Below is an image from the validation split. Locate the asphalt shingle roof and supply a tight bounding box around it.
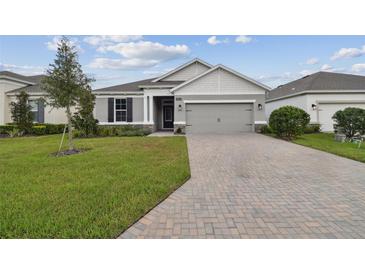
[267,71,365,101]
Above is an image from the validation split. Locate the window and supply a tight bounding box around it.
[115,98,127,122]
[29,100,38,122]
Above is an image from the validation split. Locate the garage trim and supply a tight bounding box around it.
[183,99,256,104]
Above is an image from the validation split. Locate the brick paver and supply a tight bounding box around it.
[119,134,365,239]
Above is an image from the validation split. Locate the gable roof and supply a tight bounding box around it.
[0,71,37,85]
[267,71,365,101]
[171,64,271,93]
[152,58,213,82]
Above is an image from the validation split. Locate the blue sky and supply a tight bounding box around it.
[1,35,365,89]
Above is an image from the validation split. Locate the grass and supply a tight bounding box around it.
[292,133,365,163]
[0,135,190,238]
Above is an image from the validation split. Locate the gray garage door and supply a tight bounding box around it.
[186,103,253,134]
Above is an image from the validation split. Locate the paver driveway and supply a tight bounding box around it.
[120,134,365,238]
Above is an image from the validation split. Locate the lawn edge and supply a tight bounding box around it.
[115,174,191,239]
[261,133,365,164]
[115,137,191,239]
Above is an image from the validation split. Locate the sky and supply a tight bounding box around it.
[1,35,365,89]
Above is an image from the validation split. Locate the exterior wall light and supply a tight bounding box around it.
[178,104,182,111]
[312,104,317,110]
[258,104,263,111]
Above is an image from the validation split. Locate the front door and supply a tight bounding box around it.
[163,105,174,129]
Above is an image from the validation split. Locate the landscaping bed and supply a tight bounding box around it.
[0,135,190,238]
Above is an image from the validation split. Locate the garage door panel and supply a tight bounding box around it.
[186,103,253,134]
[319,103,365,132]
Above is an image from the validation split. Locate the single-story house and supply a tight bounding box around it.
[93,58,269,134]
[0,71,70,124]
[266,71,365,132]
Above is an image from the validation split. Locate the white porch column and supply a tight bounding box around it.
[149,95,154,123]
[143,95,148,123]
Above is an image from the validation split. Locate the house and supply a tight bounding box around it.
[266,71,365,132]
[93,58,269,134]
[0,71,69,124]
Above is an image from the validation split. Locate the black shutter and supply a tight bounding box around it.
[108,98,114,122]
[127,98,133,122]
[37,99,44,123]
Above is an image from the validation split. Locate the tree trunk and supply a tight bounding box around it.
[66,106,74,150]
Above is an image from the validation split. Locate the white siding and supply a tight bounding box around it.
[175,68,266,95]
[266,95,308,119]
[0,80,28,125]
[162,62,210,81]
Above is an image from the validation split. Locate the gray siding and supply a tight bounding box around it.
[132,97,144,122]
[95,98,108,122]
[95,96,144,123]
[174,94,266,123]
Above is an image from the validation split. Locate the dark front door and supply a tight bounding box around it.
[163,105,174,129]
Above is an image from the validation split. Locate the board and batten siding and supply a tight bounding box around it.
[162,62,211,82]
[94,96,144,123]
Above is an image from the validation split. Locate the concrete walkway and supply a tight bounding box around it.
[120,134,365,238]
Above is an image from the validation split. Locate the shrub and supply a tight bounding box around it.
[0,125,16,134]
[269,106,310,140]
[260,124,273,134]
[7,128,22,138]
[31,125,47,135]
[10,90,34,134]
[304,123,321,134]
[95,125,150,137]
[332,107,365,138]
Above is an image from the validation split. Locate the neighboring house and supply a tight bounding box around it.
[0,71,69,125]
[266,71,365,132]
[93,58,269,134]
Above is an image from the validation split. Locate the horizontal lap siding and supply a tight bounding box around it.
[163,62,210,81]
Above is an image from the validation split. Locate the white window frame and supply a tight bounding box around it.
[114,98,127,122]
[28,100,38,122]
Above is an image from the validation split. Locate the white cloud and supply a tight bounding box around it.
[235,35,252,44]
[100,41,189,60]
[84,35,143,48]
[352,63,365,72]
[331,45,365,60]
[45,36,83,52]
[306,57,319,65]
[0,62,45,75]
[89,41,190,70]
[320,64,333,71]
[89,58,160,70]
[300,69,313,76]
[207,36,229,45]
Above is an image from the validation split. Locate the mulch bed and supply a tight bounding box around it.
[51,148,89,157]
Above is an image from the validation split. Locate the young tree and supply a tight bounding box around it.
[10,90,34,134]
[72,89,98,137]
[42,36,93,150]
[332,107,365,138]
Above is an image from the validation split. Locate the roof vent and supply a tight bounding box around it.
[291,87,295,91]
[277,85,283,88]
[301,75,310,79]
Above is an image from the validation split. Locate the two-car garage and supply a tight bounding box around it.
[185,102,254,134]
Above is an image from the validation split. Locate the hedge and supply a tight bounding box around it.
[74,125,151,138]
[0,123,66,136]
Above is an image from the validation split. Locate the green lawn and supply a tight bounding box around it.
[293,133,365,163]
[0,135,190,238]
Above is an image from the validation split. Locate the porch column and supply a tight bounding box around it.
[143,95,148,123]
[149,95,154,123]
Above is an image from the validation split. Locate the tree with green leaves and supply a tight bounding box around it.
[72,89,98,137]
[42,36,93,150]
[10,90,34,134]
[332,107,365,138]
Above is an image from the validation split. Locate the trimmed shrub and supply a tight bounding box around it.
[94,125,150,137]
[31,125,47,135]
[304,123,321,134]
[0,125,16,134]
[332,107,365,138]
[260,124,273,134]
[269,106,310,140]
